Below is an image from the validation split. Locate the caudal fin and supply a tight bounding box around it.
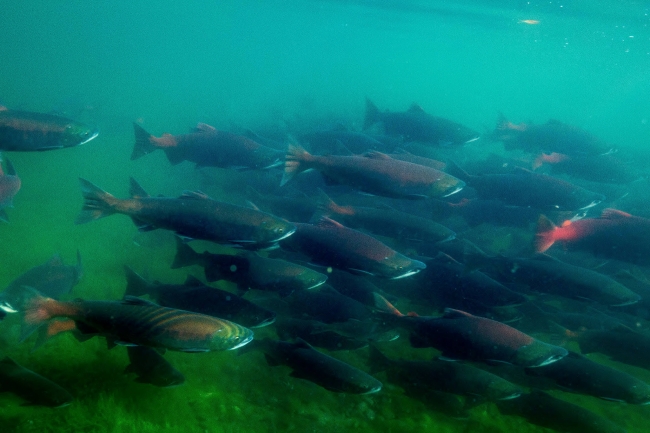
[281,144,312,186]
[363,98,380,130]
[19,288,60,342]
[534,215,557,253]
[131,123,157,160]
[75,178,118,224]
[123,266,152,298]
[171,237,202,269]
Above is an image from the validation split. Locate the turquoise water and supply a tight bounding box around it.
[1,1,650,432]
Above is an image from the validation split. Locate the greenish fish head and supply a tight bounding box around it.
[385,255,427,280]
[431,174,465,198]
[626,383,650,405]
[486,379,523,401]
[211,324,254,351]
[62,122,99,147]
[260,218,296,243]
[297,269,328,290]
[513,340,568,368]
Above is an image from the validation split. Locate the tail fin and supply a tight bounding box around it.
[4,158,16,176]
[367,344,392,374]
[363,98,380,130]
[19,288,61,342]
[171,237,202,269]
[131,123,157,160]
[281,144,313,186]
[75,178,118,224]
[123,266,152,298]
[534,215,557,253]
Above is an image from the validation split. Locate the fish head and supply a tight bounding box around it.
[297,269,328,290]
[386,256,427,280]
[431,174,465,198]
[212,323,254,351]
[514,340,568,368]
[626,384,650,405]
[260,218,297,243]
[62,121,99,147]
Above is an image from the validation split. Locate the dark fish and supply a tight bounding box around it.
[317,190,455,244]
[75,178,296,248]
[0,357,73,407]
[0,158,20,221]
[449,163,604,211]
[172,239,327,297]
[534,152,639,184]
[518,302,627,334]
[572,327,650,371]
[472,253,640,307]
[323,268,395,307]
[299,129,390,155]
[246,186,317,223]
[369,345,522,401]
[19,288,253,352]
[273,317,372,351]
[377,299,567,367]
[492,115,614,156]
[385,148,446,170]
[125,346,185,388]
[526,351,650,404]
[497,391,626,433]
[0,109,98,151]
[286,286,374,324]
[282,145,465,199]
[132,123,283,170]
[4,251,82,300]
[245,338,382,394]
[413,253,527,311]
[364,99,480,145]
[536,209,650,264]
[281,218,426,279]
[124,266,276,328]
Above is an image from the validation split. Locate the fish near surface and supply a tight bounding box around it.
[282,145,464,199]
[124,266,276,328]
[0,357,73,407]
[535,209,650,264]
[125,346,185,388]
[245,338,382,394]
[448,162,605,211]
[376,297,566,367]
[75,178,295,249]
[364,99,480,145]
[19,288,253,352]
[0,108,98,151]
[132,123,283,170]
[0,158,20,222]
[281,218,426,279]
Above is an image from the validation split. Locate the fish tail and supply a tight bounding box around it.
[445,160,472,183]
[281,144,313,186]
[123,266,151,297]
[363,98,380,130]
[534,215,557,253]
[3,158,16,176]
[131,123,158,160]
[75,178,118,224]
[373,293,404,317]
[171,237,201,269]
[367,344,391,374]
[20,289,70,342]
[33,319,78,351]
[495,112,510,130]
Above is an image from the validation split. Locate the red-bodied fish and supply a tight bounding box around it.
[535,209,650,264]
[18,288,253,352]
[0,158,20,222]
[132,123,283,170]
[282,145,464,199]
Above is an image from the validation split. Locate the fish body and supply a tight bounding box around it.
[124,267,276,328]
[317,190,455,244]
[300,129,390,155]
[492,116,613,156]
[0,158,20,221]
[21,290,253,352]
[282,146,464,199]
[281,219,426,279]
[125,346,185,387]
[76,178,296,248]
[449,163,604,211]
[273,318,372,351]
[526,351,650,404]
[5,251,82,300]
[364,99,480,145]
[476,253,640,307]
[132,123,283,170]
[172,239,327,296]
[574,327,650,371]
[535,209,650,264]
[249,338,382,394]
[497,390,626,433]
[0,109,98,151]
[369,345,522,401]
[0,357,73,407]
[389,308,567,367]
[535,152,638,184]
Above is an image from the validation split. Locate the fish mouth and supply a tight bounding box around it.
[611,297,641,307]
[79,129,99,145]
[499,391,523,400]
[306,279,328,290]
[228,334,254,350]
[529,352,567,368]
[0,301,17,313]
[273,226,297,242]
[442,183,465,198]
[579,199,602,210]
[390,268,422,280]
[464,136,481,144]
[250,317,277,328]
[362,384,383,394]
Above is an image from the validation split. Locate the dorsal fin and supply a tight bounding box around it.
[47,253,64,266]
[294,338,314,349]
[315,217,345,229]
[408,103,425,113]
[363,151,392,160]
[129,178,150,198]
[180,190,211,200]
[183,275,203,286]
[246,201,260,211]
[601,208,631,219]
[193,123,216,133]
[442,308,474,319]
